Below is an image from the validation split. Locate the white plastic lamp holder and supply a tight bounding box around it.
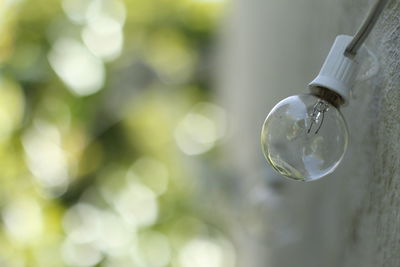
[309,35,360,104]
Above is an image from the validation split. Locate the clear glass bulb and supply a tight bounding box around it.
[261,94,348,181]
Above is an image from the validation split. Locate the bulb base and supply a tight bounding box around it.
[309,35,362,104]
[310,86,344,108]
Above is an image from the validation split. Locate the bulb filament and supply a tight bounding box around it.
[307,100,329,134]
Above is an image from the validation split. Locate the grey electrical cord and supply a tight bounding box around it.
[345,0,389,57]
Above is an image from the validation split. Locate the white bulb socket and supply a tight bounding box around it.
[309,35,362,104]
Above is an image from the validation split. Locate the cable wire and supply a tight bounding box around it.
[345,0,389,56]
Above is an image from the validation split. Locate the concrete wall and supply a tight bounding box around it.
[217,0,400,266]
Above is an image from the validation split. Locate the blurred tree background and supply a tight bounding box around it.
[0,0,236,266]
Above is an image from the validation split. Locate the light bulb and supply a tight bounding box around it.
[260,35,365,181]
[261,90,348,181]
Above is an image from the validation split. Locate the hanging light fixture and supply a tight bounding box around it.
[260,0,389,181]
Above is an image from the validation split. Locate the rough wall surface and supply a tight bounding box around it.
[218,0,400,266]
[370,1,400,265]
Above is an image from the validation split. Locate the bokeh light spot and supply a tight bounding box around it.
[48,38,105,96]
[22,121,69,196]
[175,102,227,155]
[114,182,158,228]
[62,203,102,244]
[2,198,43,244]
[86,0,126,27]
[179,239,223,267]
[62,237,102,267]
[81,19,123,61]
[62,0,92,24]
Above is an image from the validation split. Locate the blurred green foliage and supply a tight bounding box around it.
[0,0,235,266]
